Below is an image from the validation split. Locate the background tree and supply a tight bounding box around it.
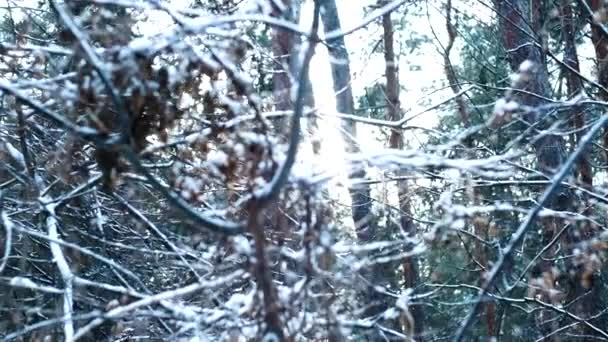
[2,0,608,341]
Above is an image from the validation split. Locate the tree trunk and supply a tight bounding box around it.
[272,0,318,151]
[495,0,567,178]
[382,9,425,340]
[319,0,378,339]
[562,1,592,189]
[443,0,497,338]
[559,0,604,335]
[585,0,608,165]
[271,1,295,113]
[494,0,569,339]
[319,0,373,250]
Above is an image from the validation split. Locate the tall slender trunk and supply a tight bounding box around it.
[443,1,496,338]
[294,1,319,155]
[319,0,377,339]
[587,0,608,90]
[494,1,567,178]
[585,0,608,164]
[319,0,373,250]
[271,1,295,114]
[561,2,592,189]
[494,0,570,339]
[263,3,320,338]
[272,0,317,150]
[382,8,425,339]
[559,0,604,334]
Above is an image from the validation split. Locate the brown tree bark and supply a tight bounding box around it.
[559,0,604,335]
[493,0,571,339]
[272,0,318,152]
[586,0,608,165]
[588,0,608,95]
[494,0,568,179]
[249,201,284,340]
[382,9,425,339]
[562,1,592,189]
[271,1,295,113]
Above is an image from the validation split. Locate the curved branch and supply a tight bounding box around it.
[50,0,132,142]
[123,148,245,235]
[255,1,321,203]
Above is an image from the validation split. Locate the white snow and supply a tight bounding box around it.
[493,98,518,116]
[3,141,25,168]
[233,236,252,255]
[207,150,228,166]
[519,60,534,73]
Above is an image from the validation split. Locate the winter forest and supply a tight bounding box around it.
[4,0,608,340]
